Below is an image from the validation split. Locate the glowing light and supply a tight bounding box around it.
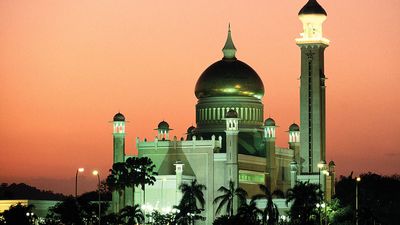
[78,168,84,173]
[317,163,324,169]
[92,170,99,176]
[356,177,361,182]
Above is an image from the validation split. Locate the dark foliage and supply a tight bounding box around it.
[0,203,35,225]
[286,181,322,225]
[0,183,66,200]
[335,172,400,225]
[46,196,98,225]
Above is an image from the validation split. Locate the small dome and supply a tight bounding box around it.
[264,118,275,126]
[187,125,195,134]
[289,123,300,131]
[157,121,170,130]
[329,161,336,167]
[298,0,327,16]
[113,112,125,121]
[225,109,238,118]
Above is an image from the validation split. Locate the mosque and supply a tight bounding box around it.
[111,0,335,223]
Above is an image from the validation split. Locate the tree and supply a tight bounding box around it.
[213,180,247,217]
[0,203,36,225]
[235,200,262,225]
[131,157,158,203]
[119,204,145,225]
[101,212,123,225]
[286,181,322,225]
[177,179,207,224]
[335,173,400,225]
[46,196,98,225]
[106,162,129,211]
[252,184,282,225]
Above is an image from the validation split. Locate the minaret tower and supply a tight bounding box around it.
[288,123,301,165]
[296,0,329,173]
[224,109,240,213]
[264,118,277,191]
[112,112,126,213]
[155,121,172,140]
[113,112,126,163]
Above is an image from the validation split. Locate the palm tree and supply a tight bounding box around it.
[119,204,144,225]
[178,179,207,224]
[286,181,322,225]
[124,157,141,205]
[213,180,247,217]
[236,200,262,225]
[135,157,158,203]
[106,162,129,211]
[252,184,282,225]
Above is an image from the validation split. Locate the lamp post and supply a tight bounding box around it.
[356,177,361,225]
[317,162,324,225]
[75,168,84,197]
[93,170,101,225]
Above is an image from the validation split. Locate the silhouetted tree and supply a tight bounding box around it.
[106,162,129,211]
[252,185,283,225]
[118,204,144,225]
[286,181,322,225]
[176,179,206,225]
[213,180,247,217]
[335,172,400,225]
[0,203,35,225]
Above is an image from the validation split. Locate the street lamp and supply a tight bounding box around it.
[317,162,325,225]
[75,168,84,197]
[93,170,101,225]
[356,177,361,225]
[26,212,34,224]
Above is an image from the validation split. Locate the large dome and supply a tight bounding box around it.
[194,27,264,100]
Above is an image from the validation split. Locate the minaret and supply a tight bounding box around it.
[224,109,239,213]
[155,121,172,140]
[113,112,126,163]
[186,125,195,140]
[112,112,126,213]
[296,0,329,174]
[288,123,301,166]
[264,118,277,191]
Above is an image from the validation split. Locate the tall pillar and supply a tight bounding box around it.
[296,0,329,174]
[174,161,184,205]
[224,109,239,214]
[290,161,298,188]
[288,123,301,168]
[328,161,336,198]
[112,112,126,213]
[264,118,277,192]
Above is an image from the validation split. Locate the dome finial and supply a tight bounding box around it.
[222,24,237,59]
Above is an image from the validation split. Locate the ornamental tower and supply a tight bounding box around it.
[113,112,126,163]
[296,0,329,173]
[155,120,172,140]
[288,123,300,165]
[224,109,240,213]
[264,118,277,191]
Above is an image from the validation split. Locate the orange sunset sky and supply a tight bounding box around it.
[0,0,399,195]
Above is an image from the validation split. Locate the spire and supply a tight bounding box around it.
[222,24,237,59]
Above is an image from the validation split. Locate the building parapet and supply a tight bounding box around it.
[275,147,294,157]
[136,135,222,151]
